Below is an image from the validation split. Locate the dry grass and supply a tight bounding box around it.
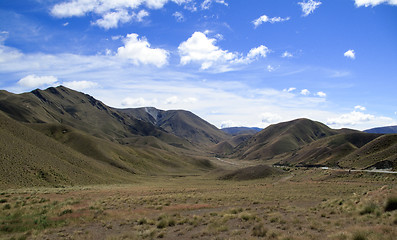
[0,169,396,240]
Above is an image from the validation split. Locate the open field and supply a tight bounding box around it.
[1,168,396,240]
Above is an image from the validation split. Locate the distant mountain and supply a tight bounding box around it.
[119,107,229,147]
[364,126,397,134]
[221,127,262,136]
[233,118,338,160]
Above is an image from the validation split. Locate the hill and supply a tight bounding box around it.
[364,125,397,134]
[233,118,338,160]
[119,107,229,147]
[276,132,381,167]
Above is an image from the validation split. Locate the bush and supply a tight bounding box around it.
[384,197,397,212]
[360,203,377,215]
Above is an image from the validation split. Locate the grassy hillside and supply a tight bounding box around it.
[277,132,381,167]
[0,111,138,189]
[339,134,397,170]
[233,118,338,160]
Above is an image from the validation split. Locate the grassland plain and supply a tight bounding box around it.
[0,168,396,240]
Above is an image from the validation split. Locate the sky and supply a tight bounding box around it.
[0,0,396,130]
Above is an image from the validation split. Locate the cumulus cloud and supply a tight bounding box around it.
[300,89,310,95]
[117,33,169,67]
[281,51,293,58]
[267,65,275,72]
[344,49,356,59]
[201,0,228,10]
[261,112,282,123]
[17,75,59,88]
[252,14,290,28]
[178,31,238,70]
[355,0,397,7]
[178,31,269,71]
[327,111,375,126]
[298,0,322,16]
[247,45,270,59]
[173,11,184,22]
[316,91,326,97]
[63,80,98,90]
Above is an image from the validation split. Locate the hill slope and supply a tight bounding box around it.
[119,107,229,146]
[233,118,338,160]
[277,132,381,167]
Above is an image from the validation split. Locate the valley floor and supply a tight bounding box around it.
[1,168,397,240]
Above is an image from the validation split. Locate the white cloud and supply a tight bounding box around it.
[173,11,184,22]
[51,0,189,28]
[166,96,179,104]
[261,112,282,123]
[93,9,149,29]
[178,31,237,70]
[117,33,169,67]
[355,0,397,7]
[300,89,310,95]
[220,120,238,129]
[63,22,69,26]
[17,75,59,88]
[178,31,269,71]
[247,45,270,59]
[135,9,150,21]
[201,0,228,10]
[93,9,133,29]
[281,51,293,58]
[354,105,366,111]
[316,91,326,97]
[344,49,356,59]
[63,80,98,90]
[298,0,322,17]
[121,97,148,107]
[327,111,375,126]
[283,87,296,92]
[252,14,290,28]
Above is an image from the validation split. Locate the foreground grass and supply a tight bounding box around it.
[0,169,396,240]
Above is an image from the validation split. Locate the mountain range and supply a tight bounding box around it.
[1,86,396,188]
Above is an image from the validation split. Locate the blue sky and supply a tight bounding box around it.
[0,0,396,130]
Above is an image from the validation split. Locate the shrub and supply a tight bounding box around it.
[360,203,377,215]
[384,197,397,212]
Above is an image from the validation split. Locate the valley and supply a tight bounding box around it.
[0,86,396,239]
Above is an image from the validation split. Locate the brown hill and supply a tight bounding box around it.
[0,86,195,149]
[119,107,229,147]
[277,132,381,167]
[233,118,338,160]
[0,110,214,189]
[338,134,397,170]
